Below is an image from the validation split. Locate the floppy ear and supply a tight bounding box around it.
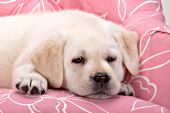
[113,25,139,76]
[31,37,66,88]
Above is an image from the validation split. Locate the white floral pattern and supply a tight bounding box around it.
[0,89,169,113]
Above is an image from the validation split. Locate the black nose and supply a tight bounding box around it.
[93,72,110,83]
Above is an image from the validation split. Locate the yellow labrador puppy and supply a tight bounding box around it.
[0,10,139,99]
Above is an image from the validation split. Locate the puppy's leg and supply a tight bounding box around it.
[13,64,47,95]
[118,83,134,96]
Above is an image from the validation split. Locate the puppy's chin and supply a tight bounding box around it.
[85,92,113,99]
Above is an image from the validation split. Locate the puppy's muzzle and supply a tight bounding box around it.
[88,73,113,99]
[92,72,110,84]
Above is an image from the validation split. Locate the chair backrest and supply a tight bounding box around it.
[0,0,163,24]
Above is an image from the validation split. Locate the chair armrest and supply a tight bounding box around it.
[122,11,170,109]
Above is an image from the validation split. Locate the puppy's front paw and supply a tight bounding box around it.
[118,83,134,96]
[14,73,47,95]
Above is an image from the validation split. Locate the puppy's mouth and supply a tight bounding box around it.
[85,91,112,99]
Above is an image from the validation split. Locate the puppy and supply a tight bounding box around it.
[0,10,139,99]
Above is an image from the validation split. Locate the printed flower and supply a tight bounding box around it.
[0,0,62,16]
[131,100,169,113]
[0,90,111,113]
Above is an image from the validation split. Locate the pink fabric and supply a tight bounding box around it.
[0,0,170,111]
[0,89,169,113]
[0,0,163,24]
[123,11,170,109]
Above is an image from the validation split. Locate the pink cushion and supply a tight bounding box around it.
[0,0,162,23]
[0,0,170,110]
[0,89,169,113]
[123,11,170,109]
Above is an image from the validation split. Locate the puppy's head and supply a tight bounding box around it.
[31,12,139,99]
[62,22,139,99]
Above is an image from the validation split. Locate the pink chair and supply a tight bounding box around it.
[0,0,170,112]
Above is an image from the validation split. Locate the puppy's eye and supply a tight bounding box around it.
[72,57,86,64]
[106,56,116,63]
